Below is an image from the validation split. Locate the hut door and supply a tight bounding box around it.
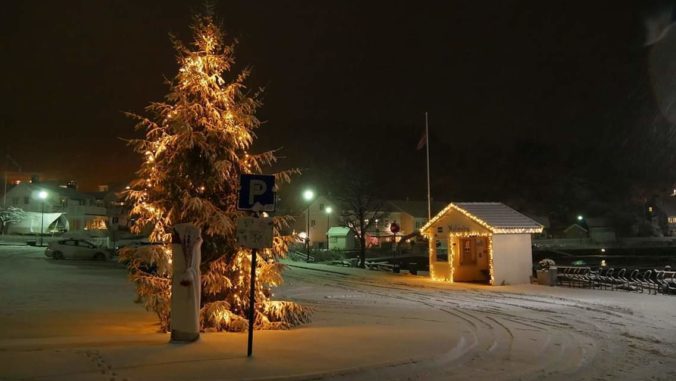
[459,238,476,265]
[475,237,488,268]
[459,237,488,267]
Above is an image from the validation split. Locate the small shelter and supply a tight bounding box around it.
[563,223,588,239]
[421,202,543,285]
[6,212,69,234]
[327,227,356,250]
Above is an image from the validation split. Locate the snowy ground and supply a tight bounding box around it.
[1,246,675,381]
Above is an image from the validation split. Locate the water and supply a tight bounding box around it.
[533,247,676,270]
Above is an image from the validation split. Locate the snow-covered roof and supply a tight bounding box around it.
[11,183,95,201]
[327,227,352,237]
[564,223,588,233]
[421,202,543,234]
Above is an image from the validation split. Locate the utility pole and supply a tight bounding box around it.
[3,153,22,208]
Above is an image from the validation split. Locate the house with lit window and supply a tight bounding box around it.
[367,200,446,245]
[294,194,339,249]
[421,202,543,285]
[655,196,676,236]
[296,197,448,249]
[4,183,107,234]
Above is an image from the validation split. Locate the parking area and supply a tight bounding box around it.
[0,245,155,339]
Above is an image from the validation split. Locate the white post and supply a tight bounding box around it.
[170,223,202,342]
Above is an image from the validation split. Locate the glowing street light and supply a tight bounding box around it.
[38,190,48,247]
[577,215,583,221]
[302,189,314,261]
[325,206,332,250]
[325,206,332,226]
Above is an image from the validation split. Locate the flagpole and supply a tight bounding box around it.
[425,112,431,221]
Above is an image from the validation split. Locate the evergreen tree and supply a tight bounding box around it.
[119,14,310,332]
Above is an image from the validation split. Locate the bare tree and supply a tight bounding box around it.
[333,173,386,268]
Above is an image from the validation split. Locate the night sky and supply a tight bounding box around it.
[3,1,675,216]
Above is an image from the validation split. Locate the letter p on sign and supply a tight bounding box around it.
[238,174,276,212]
[249,179,267,205]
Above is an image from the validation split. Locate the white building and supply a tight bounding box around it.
[295,194,338,249]
[4,183,107,234]
[327,227,356,250]
[421,202,542,285]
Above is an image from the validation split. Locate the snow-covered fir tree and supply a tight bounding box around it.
[119,14,310,332]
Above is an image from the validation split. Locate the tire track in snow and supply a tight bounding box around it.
[281,266,676,381]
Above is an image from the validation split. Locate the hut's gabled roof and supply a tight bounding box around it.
[421,202,543,234]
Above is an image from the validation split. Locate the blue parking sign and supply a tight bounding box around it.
[238,174,276,212]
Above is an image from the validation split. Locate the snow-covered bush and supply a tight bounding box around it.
[538,258,556,270]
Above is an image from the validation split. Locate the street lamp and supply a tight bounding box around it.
[325,206,332,250]
[303,189,314,261]
[577,215,583,221]
[38,190,48,246]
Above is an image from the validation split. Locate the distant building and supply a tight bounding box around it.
[327,227,356,250]
[365,200,446,246]
[294,194,337,249]
[585,218,617,243]
[563,223,588,239]
[421,202,542,285]
[4,183,107,233]
[654,197,676,236]
[294,196,446,249]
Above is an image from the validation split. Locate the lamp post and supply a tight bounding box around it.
[325,206,332,250]
[303,189,314,261]
[38,190,48,246]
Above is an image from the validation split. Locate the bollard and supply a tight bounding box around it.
[170,224,202,342]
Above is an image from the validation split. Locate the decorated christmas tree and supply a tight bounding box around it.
[119,13,310,332]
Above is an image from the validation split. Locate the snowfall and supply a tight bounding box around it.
[1,245,675,381]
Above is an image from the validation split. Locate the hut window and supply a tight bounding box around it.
[434,240,447,262]
[437,226,443,233]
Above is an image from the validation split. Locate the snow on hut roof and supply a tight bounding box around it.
[421,202,543,234]
[327,227,352,237]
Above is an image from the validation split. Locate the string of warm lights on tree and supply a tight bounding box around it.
[118,13,309,332]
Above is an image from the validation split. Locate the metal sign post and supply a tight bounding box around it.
[247,245,257,357]
[237,174,275,358]
[390,222,400,273]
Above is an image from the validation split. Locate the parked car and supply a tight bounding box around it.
[45,239,113,261]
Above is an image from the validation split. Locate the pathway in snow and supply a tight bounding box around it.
[279,263,676,381]
[1,248,675,381]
